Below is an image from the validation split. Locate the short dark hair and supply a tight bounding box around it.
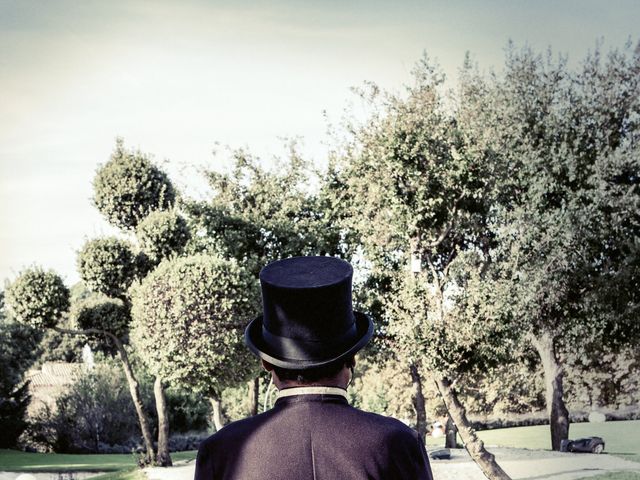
[273,356,355,384]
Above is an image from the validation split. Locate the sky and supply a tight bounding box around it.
[1,0,639,286]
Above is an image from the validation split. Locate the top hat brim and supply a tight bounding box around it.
[244,311,373,370]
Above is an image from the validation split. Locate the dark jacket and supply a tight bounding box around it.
[195,393,434,480]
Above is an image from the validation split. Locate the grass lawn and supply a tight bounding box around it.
[576,473,640,480]
[0,449,197,473]
[425,420,640,463]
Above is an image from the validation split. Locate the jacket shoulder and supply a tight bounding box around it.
[199,410,273,448]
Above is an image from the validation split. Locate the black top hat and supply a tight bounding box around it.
[244,256,373,370]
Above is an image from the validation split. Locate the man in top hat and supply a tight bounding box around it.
[195,256,434,480]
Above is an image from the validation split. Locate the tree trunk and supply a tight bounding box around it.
[409,363,428,439]
[530,330,570,451]
[154,377,173,467]
[114,338,156,465]
[445,414,458,448]
[434,375,511,480]
[54,326,156,465]
[209,396,226,432]
[248,377,259,416]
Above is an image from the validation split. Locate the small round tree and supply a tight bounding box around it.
[77,237,139,301]
[71,296,129,353]
[5,267,70,329]
[135,210,190,265]
[93,139,176,230]
[130,254,260,430]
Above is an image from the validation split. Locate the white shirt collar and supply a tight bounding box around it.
[276,386,348,400]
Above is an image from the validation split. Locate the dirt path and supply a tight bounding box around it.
[142,447,640,480]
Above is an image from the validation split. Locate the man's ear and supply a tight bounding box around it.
[261,359,274,372]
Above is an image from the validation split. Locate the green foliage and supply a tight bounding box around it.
[184,145,348,275]
[331,54,503,378]
[130,254,260,396]
[77,237,138,300]
[27,362,140,453]
[93,139,176,230]
[165,387,211,433]
[135,210,190,264]
[70,296,129,355]
[485,43,640,348]
[564,345,640,411]
[459,354,546,416]
[37,284,97,363]
[5,267,70,329]
[0,294,41,447]
[348,358,420,424]
[36,321,85,363]
[0,382,30,448]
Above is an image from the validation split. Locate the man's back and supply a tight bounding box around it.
[195,393,433,480]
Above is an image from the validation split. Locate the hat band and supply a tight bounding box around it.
[261,322,358,362]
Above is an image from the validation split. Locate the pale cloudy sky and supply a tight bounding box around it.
[1,0,638,285]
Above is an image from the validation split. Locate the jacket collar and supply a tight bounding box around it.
[276,386,348,400]
[274,387,350,407]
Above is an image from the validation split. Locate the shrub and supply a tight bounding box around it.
[26,362,140,453]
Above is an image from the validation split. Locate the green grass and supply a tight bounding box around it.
[425,420,640,463]
[576,473,640,480]
[0,449,197,473]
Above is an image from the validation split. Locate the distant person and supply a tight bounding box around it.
[431,421,445,438]
[195,256,434,480]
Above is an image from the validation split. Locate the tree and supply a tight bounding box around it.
[93,138,175,230]
[183,146,349,418]
[77,237,140,303]
[130,254,260,431]
[481,42,640,450]
[4,267,157,462]
[0,291,41,447]
[75,139,193,466]
[329,55,511,479]
[184,145,347,274]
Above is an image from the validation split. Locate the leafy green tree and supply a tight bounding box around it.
[183,146,349,419]
[74,139,193,465]
[482,42,640,450]
[0,292,41,447]
[5,268,70,329]
[329,56,511,479]
[130,254,260,431]
[93,138,175,230]
[5,267,157,462]
[184,145,347,275]
[77,238,140,303]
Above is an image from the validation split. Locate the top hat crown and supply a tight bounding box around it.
[244,256,373,369]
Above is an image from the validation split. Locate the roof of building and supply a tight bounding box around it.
[27,362,81,387]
